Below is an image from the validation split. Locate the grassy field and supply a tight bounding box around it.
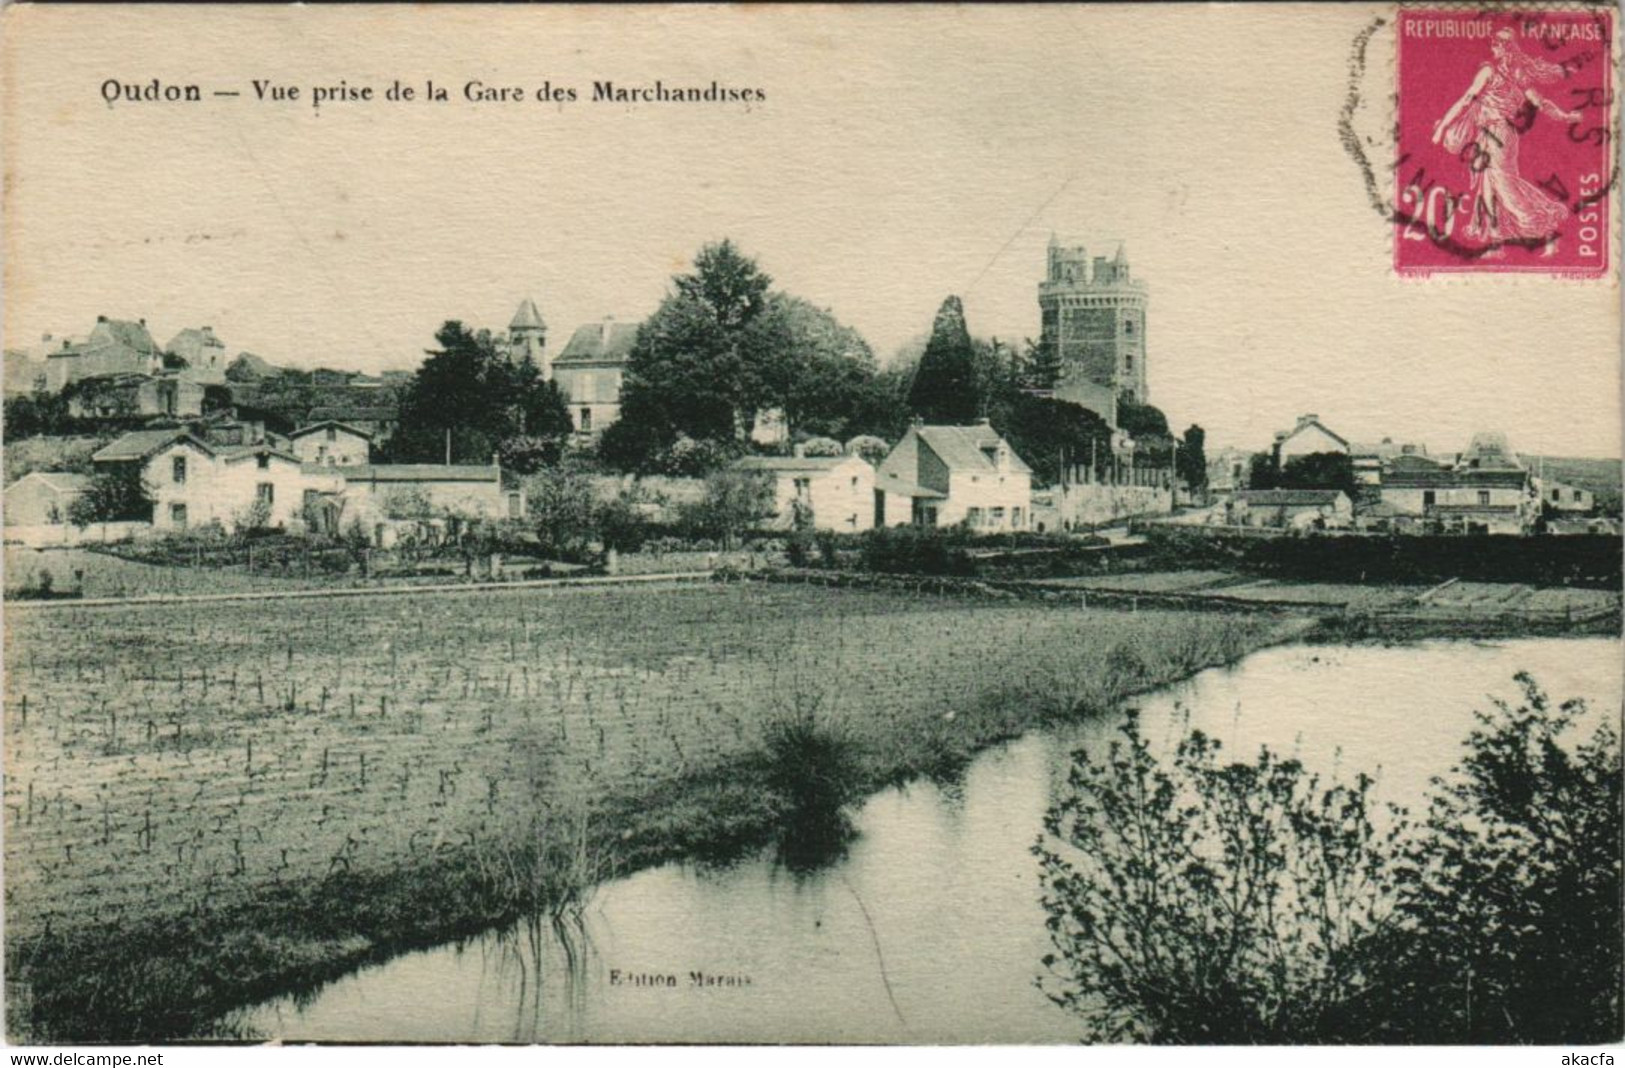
[3,579,1291,1041]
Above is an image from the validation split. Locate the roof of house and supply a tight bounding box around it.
[326,464,499,483]
[219,444,301,465]
[167,327,224,356]
[308,405,398,423]
[557,321,639,365]
[1277,415,1349,449]
[733,455,862,474]
[289,420,375,441]
[6,472,94,495]
[92,318,160,355]
[511,298,546,331]
[1462,430,1518,466]
[1236,489,1347,506]
[1384,464,1527,489]
[91,429,203,462]
[915,423,1033,475]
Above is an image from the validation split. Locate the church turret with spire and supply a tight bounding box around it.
[1038,235,1148,409]
[508,297,549,379]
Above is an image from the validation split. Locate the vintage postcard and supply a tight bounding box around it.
[2,2,1620,1053]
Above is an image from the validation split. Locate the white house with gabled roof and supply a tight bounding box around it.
[876,420,1033,530]
[1274,413,1349,462]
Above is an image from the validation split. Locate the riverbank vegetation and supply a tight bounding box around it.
[1036,672,1623,1043]
[4,581,1288,1041]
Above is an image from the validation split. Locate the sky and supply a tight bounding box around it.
[4,4,1620,457]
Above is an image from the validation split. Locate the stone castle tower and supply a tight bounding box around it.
[509,297,549,379]
[1038,236,1148,405]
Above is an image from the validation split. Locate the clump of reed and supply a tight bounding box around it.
[757,678,864,872]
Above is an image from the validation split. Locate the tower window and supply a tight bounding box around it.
[1125,354,1134,372]
[1125,319,1135,336]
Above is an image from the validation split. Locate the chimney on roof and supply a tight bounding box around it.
[793,442,807,459]
[1298,413,1318,428]
[909,416,924,429]
[976,417,991,426]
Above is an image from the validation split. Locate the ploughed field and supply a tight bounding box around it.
[3,580,1278,1039]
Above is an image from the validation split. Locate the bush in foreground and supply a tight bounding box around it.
[1035,675,1623,1043]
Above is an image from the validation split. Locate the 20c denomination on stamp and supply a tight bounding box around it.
[1395,7,1615,277]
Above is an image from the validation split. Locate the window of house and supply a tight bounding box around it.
[966,506,984,526]
[326,427,337,442]
[579,408,593,432]
[170,503,188,529]
[172,456,187,484]
[257,454,270,470]
[508,492,523,519]
[991,506,1006,526]
[257,483,274,505]
[1124,319,1135,336]
[850,477,858,488]
[1553,489,1562,501]
[1423,490,1436,507]
[1125,354,1134,372]
[1012,507,1023,528]
[1478,490,1491,506]
[1573,489,1584,502]
[793,477,811,496]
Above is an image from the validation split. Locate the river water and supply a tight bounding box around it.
[244,638,1621,1044]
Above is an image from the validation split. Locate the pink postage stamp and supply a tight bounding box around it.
[1395,7,1614,277]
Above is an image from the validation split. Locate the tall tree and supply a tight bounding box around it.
[391,321,571,470]
[906,296,981,424]
[603,239,889,471]
[612,239,774,458]
[1178,424,1208,492]
[742,294,880,440]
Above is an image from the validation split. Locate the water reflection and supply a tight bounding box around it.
[244,638,1620,1044]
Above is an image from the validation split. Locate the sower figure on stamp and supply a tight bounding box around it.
[1431,28,1584,256]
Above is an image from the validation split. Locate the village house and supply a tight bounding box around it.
[1534,478,1595,514]
[1346,437,1430,485]
[3,471,92,527]
[733,452,875,532]
[876,420,1033,530]
[0,471,152,547]
[1204,446,1253,496]
[164,326,228,385]
[90,429,308,534]
[306,405,399,446]
[553,318,637,437]
[1273,413,1349,463]
[65,373,206,420]
[1229,488,1353,530]
[1376,451,1533,535]
[45,316,165,391]
[288,421,373,467]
